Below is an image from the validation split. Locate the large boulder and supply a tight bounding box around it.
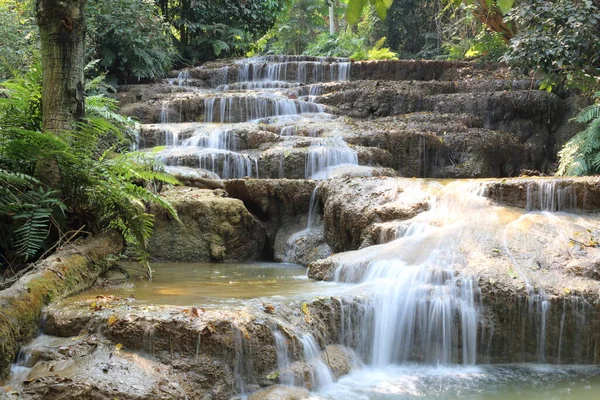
[148,187,267,262]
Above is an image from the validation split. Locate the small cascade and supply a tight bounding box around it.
[195,149,256,179]
[226,56,352,86]
[298,333,335,389]
[307,85,322,102]
[157,123,257,179]
[203,95,323,123]
[306,137,359,179]
[526,180,576,212]
[519,285,551,363]
[280,126,296,137]
[216,81,300,91]
[307,187,321,230]
[177,70,189,87]
[282,228,310,263]
[182,126,237,150]
[160,102,180,146]
[273,330,295,386]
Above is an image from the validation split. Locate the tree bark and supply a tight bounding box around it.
[35,0,86,187]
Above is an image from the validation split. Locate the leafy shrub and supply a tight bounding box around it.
[0,170,65,262]
[261,0,326,55]
[157,0,283,63]
[0,0,37,79]
[444,30,507,61]
[86,0,176,82]
[304,33,365,58]
[350,37,398,61]
[501,0,600,91]
[557,93,600,176]
[303,33,397,61]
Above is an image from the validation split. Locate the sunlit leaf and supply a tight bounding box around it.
[497,0,515,15]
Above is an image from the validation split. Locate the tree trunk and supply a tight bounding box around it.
[36,0,86,133]
[329,3,336,35]
[35,0,86,187]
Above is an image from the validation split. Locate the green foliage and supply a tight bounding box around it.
[304,32,365,58]
[303,31,397,60]
[351,37,398,60]
[347,0,393,25]
[0,170,65,261]
[385,0,440,57]
[0,64,179,273]
[156,0,284,63]
[0,0,37,79]
[261,0,327,55]
[557,93,600,176]
[444,29,507,61]
[501,0,600,91]
[86,0,176,81]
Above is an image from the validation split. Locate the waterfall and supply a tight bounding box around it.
[526,180,576,212]
[177,70,189,87]
[305,137,359,179]
[299,333,335,389]
[330,183,487,366]
[203,95,323,123]
[182,127,237,150]
[273,330,295,386]
[231,57,351,85]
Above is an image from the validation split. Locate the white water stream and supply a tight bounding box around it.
[153,56,362,179]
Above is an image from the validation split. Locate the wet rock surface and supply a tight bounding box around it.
[246,385,310,400]
[118,58,577,180]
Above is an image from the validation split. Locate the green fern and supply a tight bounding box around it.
[0,170,66,260]
[1,63,178,275]
[557,93,600,176]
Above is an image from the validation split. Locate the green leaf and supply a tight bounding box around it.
[346,0,368,25]
[497,0,515,15]
[374,0,389,20]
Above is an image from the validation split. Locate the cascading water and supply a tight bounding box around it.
[306,137,359,179]
[157,124,257,178]
[202,95,323,123]
[328,182,489,366]
[152,55,360,180]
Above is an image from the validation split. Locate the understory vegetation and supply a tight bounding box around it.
[0,62,179,280]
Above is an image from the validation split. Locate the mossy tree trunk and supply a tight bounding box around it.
[35,0,86,188]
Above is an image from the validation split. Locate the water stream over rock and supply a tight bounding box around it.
[2,56,600,399]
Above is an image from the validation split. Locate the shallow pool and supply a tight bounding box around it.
[70,262,351,307]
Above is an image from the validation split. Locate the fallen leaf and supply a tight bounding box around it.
[201,323,216,335]
[191,306,204,317]
[301,303,310,315]
[107,315,117,326]
[115,343,123,351]
[239,326,250,339]
[263,303,276,314]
